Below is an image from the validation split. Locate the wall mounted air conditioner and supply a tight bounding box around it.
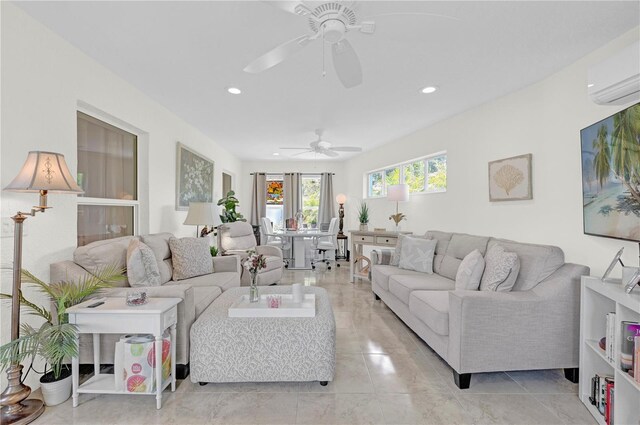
[587,41,640,105]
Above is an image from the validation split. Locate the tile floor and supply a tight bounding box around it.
[32,263,595,424]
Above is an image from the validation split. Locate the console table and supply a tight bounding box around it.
[348,229,411,283]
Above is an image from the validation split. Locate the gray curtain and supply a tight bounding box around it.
[317,172,335,227]
[249,173,266,226]
[283,172,301,219]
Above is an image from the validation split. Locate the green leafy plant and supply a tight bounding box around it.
[357,202,370,224]
[217,190,245,223]
[210,246,219,257]
[0,265,124,381]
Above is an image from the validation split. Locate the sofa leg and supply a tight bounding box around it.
[319,381,328,386]
[564,368,579,384]
[199,382,207,386]
[453,371,471,389]
[176,363,190,380]
[374,293,380,301]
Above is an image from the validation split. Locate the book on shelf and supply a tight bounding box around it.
[606,313,616,362]
[590,373,614,416]
[620,322,640,376]
[604,377,614,425]
[635,335,640,384]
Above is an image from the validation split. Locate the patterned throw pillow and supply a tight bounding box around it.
[391,234,428,266]
[169,237,213,281]
[455,249,485,290]
[480,244,520,292]
[398,237,437,274]
[126,239,161,287]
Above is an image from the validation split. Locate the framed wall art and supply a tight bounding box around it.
[175,142,214,211]
[488,153,532,202]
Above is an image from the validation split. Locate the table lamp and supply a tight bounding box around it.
[1,151,83,425]
[387,184,409,231]
[184,202,221,237]
[335,193,347,235]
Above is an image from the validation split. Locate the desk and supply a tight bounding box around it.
[349,230,412,282]
[270,230,331,270]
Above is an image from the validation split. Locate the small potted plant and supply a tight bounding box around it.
[357,202,370,231]
[0,265,123,406]
[217,190,245,223]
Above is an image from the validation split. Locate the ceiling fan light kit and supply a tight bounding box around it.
[279,129,363,158]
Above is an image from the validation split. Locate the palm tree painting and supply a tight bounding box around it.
[581,103,640,241]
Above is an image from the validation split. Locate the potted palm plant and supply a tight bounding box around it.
[358,202,370,231]
[0,265,123,406]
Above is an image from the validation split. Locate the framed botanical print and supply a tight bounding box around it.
[488,153,532,201]
[175,142,214,211]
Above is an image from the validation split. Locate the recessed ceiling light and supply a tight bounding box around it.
[587,83,594,88]
[272,153,280,156]
[227,87,242,95]
[421,86,438,94]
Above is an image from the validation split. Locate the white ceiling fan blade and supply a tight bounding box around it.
[293,150,314,156]
[244,35,313,74]
[263,1,312,16]
[280,147,310,150]
[330,146,362,152]
[361,12,460,22]
[332,39,362,88]
[321,149,340,158]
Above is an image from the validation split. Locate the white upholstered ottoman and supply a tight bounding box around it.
[190,286,336,385]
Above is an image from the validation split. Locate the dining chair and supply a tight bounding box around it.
[311,217,340,270]
[261,217,291,267]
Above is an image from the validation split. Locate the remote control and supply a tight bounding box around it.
[87,301,104,308]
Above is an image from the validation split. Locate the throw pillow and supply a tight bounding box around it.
[398,237,437,274]
[126,239,161,287]
[169,237,213,281]
[480,244,520,292]
[455,249,485,290]
[391,234,428,266]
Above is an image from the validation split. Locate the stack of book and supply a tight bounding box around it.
[605,313,616,362]
[589,374,614,424]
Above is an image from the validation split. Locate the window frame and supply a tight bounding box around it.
[301,174,321,228]
[365,151,447,199]
[76,108,143,246]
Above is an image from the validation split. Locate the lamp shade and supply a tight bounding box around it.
[387,184,409,202]
[184,202,221,226]
[3,151,83,193]
[335,193,347,204]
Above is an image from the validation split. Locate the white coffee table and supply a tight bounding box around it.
[67,297,181,409]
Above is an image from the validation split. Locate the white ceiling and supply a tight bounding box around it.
[15,1,640,161]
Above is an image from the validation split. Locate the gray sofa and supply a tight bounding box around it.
[370,230,589,389]
[50,233,241,378]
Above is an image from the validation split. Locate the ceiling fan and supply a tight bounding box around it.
[280,129,363,157]
[244,1,369,88]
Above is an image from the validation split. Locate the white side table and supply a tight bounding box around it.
[67,297,181,409]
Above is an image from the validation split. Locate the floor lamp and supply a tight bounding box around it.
[387,184,409,231]
[184,202,221,237]
[335,193,346,236]
[1,151,83,425]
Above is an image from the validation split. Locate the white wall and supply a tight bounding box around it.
[239,160,348,221]
[0,3,242,388]
[343,27,640,278]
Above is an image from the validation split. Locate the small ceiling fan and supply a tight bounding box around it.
[280,129,362,157]
[244,1,457,88]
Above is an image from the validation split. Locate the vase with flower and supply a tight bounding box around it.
[243,251,267,302]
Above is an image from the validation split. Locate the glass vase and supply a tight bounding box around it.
[249,271,259,303]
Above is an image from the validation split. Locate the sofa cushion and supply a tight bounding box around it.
[480,244,520,292]
[425,231,453,274]
[487,239,564,291]
[219,222,257,253]
[455,249,485,290]
[262,255,283,273]
[74,236,138,287]
[390,234,428,266]
[409,291,450,336]
[371,265,431,292]
[126,239,161,287]
[172,271,238,292]
[169,237,213,280]
[193,286,222,316]
[398,238,437,274]
[388,274,455,305]
[141,233,173,284]
[439,234,490,281]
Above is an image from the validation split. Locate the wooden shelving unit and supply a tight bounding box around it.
[580,276,640,425]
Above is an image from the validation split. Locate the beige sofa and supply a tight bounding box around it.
[371,230,589,389]
[50,233,241,378]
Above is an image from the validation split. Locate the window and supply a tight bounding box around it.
[77,112,139,246]
[265,176,284,231]
[366,153,447,198]
[301,175,320,228]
